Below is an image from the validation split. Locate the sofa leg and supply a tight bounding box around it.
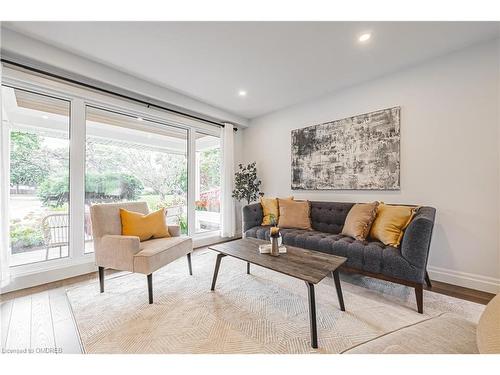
[424,271,432,288]
[147,274,153,304]
[187,253,193,275]
[98,266,104,293]
[415,284,423,314]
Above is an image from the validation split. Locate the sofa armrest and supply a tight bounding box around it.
[400,206,436,271]
[96,234,141,271]
[242,203,263,233]
[168,224,181,237]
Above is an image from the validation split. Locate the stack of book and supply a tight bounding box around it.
[258,244,287,254]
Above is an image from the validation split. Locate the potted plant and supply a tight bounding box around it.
[232,162,264,205]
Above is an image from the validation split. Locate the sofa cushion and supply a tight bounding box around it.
[245,225,423,283]
[310,201,354,234]
[133,236,192,274]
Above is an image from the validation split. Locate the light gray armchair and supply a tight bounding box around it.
[90,201,193,304]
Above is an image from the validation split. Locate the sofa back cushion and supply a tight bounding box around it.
[310,201,354,234]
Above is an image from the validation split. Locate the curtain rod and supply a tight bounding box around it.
[1,58,238,131]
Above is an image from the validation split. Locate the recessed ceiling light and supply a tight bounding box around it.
[238,90,247,97]
[42,115,49,119]
[137,117,143,121]
[358,33,371,43]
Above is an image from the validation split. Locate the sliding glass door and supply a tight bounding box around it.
[195,132,221,234]
[1,68,224,282]
[2,86,71,266]
[84,107,188,252]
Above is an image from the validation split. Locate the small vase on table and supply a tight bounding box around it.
[270,226,280,257]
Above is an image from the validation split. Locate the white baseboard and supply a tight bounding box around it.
[428,266,500,294]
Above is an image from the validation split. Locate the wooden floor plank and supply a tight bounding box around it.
[425,280,495,305]
[53,318,83,354]
[1,300,13,349]
[49,292,73,324]
[31,292,55,350]
[50,291,83,353]
[6,296,31,350]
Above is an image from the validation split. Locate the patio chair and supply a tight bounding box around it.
[42,213,69,260]
[90,201,193,304]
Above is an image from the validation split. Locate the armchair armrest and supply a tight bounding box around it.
[96,234,141,272]
[168,225,181,237]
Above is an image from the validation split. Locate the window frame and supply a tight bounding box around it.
[194,130,222,235]
[1,65,222,285]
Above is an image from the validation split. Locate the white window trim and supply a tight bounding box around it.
[1,65,225,293]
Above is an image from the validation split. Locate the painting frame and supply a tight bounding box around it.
[290,106,401,191]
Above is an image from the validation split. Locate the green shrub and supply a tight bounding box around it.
[38,176,69,207]
[10,224,45,251]
[179,214,188,235]
[85,172,144,201]
[140,194,162,211]
[38,173,145,207]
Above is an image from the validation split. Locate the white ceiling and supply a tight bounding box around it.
[3,22,500,119]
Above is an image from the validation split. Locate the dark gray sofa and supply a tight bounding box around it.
[242,201,436,313]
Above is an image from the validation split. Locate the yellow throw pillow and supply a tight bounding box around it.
[369,203,418,247]
[120,208,170,241]
[277,199,312,230]
[260,196,293,225]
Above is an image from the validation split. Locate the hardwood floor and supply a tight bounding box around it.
[0,262,496,354]
[424,280,495,305]
[1,287,83,353]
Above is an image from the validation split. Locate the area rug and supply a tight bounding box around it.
[66,249,484,354]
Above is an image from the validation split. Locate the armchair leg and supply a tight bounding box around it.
[147,274,153,304]
[187,253,193,275]
[415,284,423,314]
[98,266,104,293]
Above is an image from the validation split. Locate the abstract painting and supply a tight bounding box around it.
[291,107,400,190]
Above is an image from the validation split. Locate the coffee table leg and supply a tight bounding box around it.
[305,281,318,349]
[247,262,250,274]
[332,270,345,311]
[210,253,226,291]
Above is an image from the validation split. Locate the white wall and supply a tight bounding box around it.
[243,40,500,293]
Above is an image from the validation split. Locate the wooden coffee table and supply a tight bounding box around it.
[208,237,347,348]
